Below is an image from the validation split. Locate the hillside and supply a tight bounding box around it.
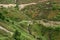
[0,0,47,4]
[21,1,60,20]
[0,0,60,40]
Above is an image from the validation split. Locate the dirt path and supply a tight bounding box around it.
[39,20,60,27]
[0,26,13,35]
[0,0,48,10]
[18,20,60,27]
[0,3,36,10]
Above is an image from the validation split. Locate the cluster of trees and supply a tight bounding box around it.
[12,30,21,40]
[0,8,8,21]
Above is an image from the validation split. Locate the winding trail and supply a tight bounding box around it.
[0,0,48,10]
[0,3,37,10]
[0,3,36,10]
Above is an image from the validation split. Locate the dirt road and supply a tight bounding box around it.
[0,0,48,10]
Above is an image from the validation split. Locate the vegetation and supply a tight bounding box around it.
[0,0,45,4]
[0,0,60,40]
[21,1,60,20]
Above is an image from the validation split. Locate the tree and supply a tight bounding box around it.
[15,0,20,10]
[13,30,21,40]
[27,24,32,35]
[0,13,5,20]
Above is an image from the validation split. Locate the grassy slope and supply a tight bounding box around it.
[0,7,36,40]
[21,1,60,20]
[0,0,60,40]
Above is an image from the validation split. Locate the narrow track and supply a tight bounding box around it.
[0,0,48,10]
[0,26,13,35]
